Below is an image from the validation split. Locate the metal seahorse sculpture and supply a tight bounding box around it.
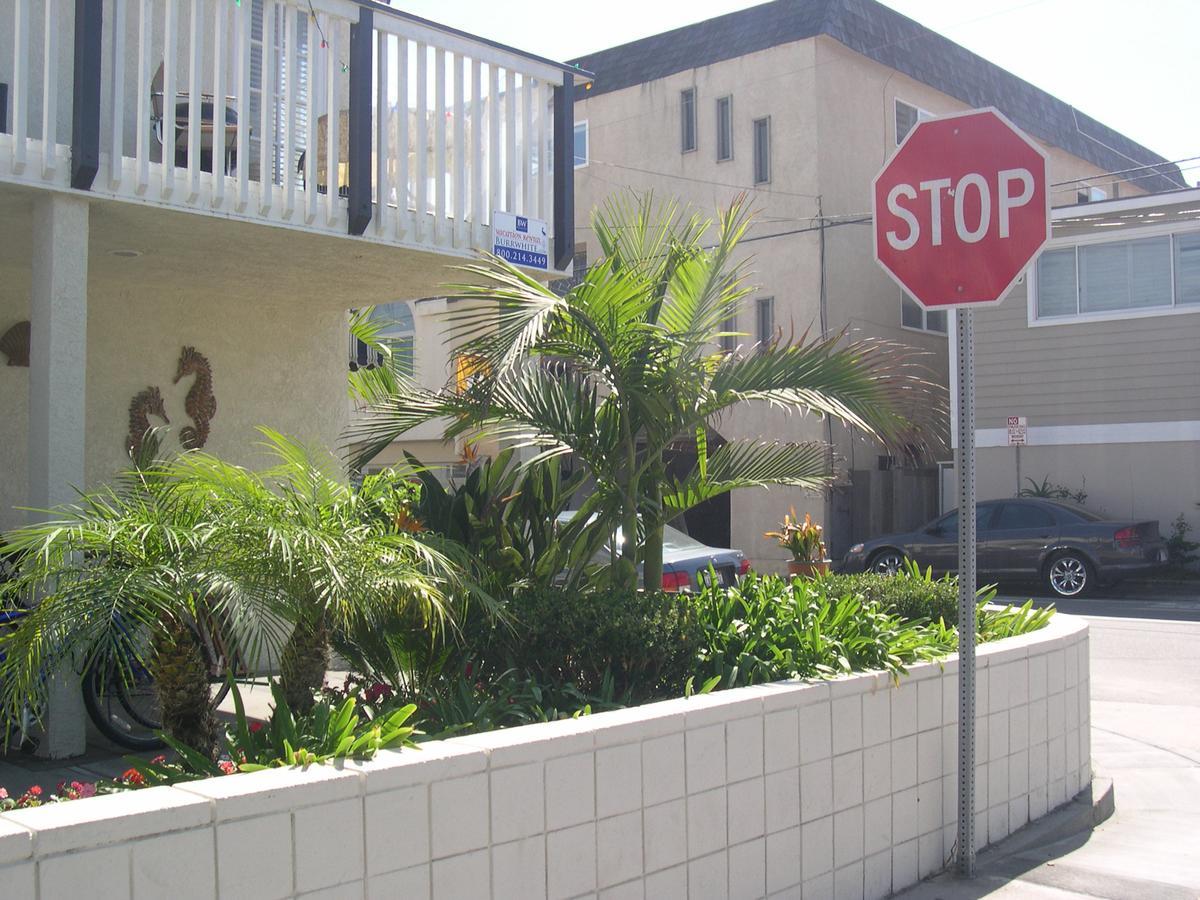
[174,345,216,450]
[127,386,169,458]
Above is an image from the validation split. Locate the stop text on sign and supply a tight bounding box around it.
[871,108,1049,309]
[884,168,1036,250]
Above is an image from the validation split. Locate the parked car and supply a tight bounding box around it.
[839,498,1167,598]
[557,513,748,591]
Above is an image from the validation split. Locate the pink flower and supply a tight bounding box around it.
[218,760,236,775]
[0,788,8,800]
[78,782,96,799]
[150,755,166,765]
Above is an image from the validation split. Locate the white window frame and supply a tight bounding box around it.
[894,97,932,145]
[899,293,948,336]
[1027,222,1200,327]
[716,96,733,163]
[573,120,589,169]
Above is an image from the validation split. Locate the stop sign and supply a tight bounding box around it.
[872,108,1049,309]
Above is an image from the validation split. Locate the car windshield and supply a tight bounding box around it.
[556,513,712,552]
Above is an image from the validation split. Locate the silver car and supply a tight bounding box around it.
[557,513,748,591]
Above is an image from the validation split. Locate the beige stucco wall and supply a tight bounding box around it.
[0,257,349,534]
[976,442,1199,538]
[574,40,829,569]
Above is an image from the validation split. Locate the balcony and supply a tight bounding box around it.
[0,0,579,273]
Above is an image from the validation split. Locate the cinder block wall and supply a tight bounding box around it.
[0,616,1091,899]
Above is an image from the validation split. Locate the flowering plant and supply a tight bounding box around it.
[764,508,827,563]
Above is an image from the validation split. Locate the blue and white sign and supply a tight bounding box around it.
[492,211,550,270]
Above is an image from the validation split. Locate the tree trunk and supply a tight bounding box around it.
[643,458,665,592]
[279,613,330,714]
[152,620,218,757]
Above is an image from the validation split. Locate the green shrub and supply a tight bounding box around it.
[477,586,703,700]
[693,573,955,689]
[814,564,960,624]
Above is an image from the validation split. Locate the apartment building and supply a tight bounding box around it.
[965,189,1200,546]
[0,0,577,754]
[568,0,1184,570]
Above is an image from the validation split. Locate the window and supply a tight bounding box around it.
[932,503,998,536]
[895,98,931,144]
[994,503,1055,531]
[755,296,775,346]
[681,88,697,153]
[352,301,415,376]
[1035,230,1200,320]
[573,121,589,168]
[753,117,770,184]
[719,313,738,353]
[901,294,947,334]
[716,96,733,162]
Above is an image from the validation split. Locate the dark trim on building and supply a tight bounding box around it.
[347,7,373,236]
[568,0,1182,193]
[0,83,9,135]
[70,0,103,190]
[553,71,575,271]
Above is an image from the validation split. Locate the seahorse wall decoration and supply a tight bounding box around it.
[174,345,216,450]
[127,386,169,458]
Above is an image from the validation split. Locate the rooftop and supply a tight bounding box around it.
[568,0,1184,194]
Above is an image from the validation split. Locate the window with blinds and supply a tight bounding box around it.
[249,0,309,186]
[1035,231,1200,320]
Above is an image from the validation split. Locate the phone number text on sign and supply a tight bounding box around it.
[493,211,549,271]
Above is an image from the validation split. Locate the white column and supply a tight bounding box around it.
[29,193,90,759]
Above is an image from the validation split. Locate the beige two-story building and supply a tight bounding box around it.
[568,0,1184,570]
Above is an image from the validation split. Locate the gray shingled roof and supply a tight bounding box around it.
[568,0,1184,193]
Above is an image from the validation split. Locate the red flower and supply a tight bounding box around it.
[248,721,264,733]
[122,769,145,786]
[464,662,473,678]
[27,785,42,796]
[218,760,236,775]
[150,755,167,765]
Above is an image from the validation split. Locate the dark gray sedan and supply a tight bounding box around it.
[840,498,1167,598]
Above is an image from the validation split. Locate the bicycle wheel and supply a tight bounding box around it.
[82,661,164,751]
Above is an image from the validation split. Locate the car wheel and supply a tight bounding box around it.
[867,549,906,575]
[1045,551,1092,599]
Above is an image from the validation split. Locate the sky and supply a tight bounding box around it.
[397,0,1199,186]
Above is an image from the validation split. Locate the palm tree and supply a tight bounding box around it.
[0,430,468,751]
[350,192,937,590]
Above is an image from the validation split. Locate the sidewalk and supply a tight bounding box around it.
[897,610,1200,899]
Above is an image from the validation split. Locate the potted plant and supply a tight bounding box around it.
[765,508,830,577]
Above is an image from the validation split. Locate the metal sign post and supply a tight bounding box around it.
[871,108,1050,879]
[955,308,977,876]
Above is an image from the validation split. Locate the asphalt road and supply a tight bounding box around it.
[901,594,1200,898]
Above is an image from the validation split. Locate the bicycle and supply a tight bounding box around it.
[1,603,240,753]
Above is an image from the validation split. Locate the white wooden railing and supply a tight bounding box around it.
[0,0,573,266]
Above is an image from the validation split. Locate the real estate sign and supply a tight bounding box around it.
[492,211,550,270]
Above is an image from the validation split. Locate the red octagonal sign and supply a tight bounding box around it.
[872,108,1049,309]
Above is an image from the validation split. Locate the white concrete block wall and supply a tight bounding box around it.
[0,616,1090,900]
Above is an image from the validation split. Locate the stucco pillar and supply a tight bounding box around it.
[29,193,90,758]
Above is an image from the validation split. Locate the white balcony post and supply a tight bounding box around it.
[28,195,90,759]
